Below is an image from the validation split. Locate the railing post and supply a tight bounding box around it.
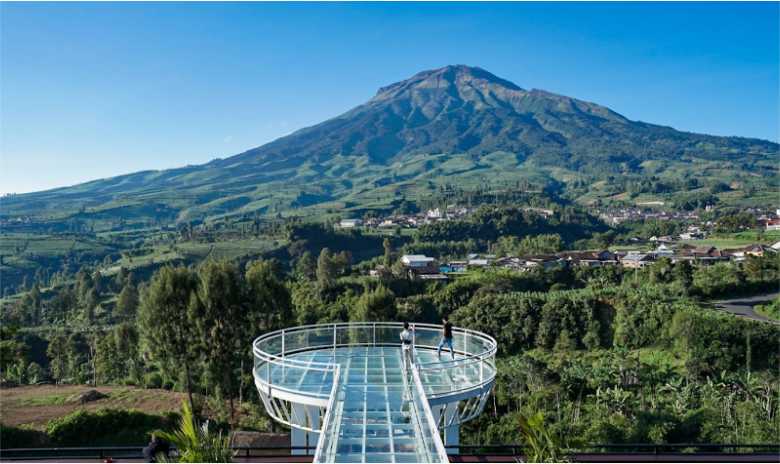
[266,360,271,395]
[281,329,285,359]
[479,355,484,383]
[373,322,376,346]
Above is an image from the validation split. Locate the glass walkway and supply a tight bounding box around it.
[252,323,497,464]
[304,347,448,463]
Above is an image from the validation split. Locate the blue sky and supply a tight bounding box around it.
[1,2,778,194]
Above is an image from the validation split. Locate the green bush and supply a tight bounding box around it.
[0,424,49,448]
[46,409,177,446]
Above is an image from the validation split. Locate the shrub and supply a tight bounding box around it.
[0,424,49,448]
[46,409,176,446]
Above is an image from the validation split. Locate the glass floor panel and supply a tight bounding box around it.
[281,346,454,463]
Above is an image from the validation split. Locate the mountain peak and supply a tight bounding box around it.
[373,64,523,101]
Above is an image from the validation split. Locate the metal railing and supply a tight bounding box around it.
[410,365,450,463]
[311,365,342,463]
[3,443,778,461]
[252,322,497,401]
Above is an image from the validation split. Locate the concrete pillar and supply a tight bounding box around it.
[443,403,459,455]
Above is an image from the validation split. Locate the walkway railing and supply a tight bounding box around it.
[252,322,497,401]
[3,443,779,462]
[410,365,450,463]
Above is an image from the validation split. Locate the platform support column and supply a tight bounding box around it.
[444,402,459,455]
[291,403,307,455]
[291,404,321,455]
[306,405,321,455]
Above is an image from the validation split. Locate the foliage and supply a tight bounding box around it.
[155,400,232,463]
[46,409,175,446]
[138,266,201,411]
[0,424,49,448]
[518,412,567,463]
[755,297,780,321]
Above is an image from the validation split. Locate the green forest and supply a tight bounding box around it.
[1,204,779,452]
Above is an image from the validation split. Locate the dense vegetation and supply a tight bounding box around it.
[2,222,778,449]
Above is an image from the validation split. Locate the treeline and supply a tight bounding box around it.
[417,205,606,245]
[452,285,780,376]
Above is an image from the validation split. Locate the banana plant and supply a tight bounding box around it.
[518,412,568,463]
[156,400,233,463]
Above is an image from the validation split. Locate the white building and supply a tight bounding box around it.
[654,244,674,258]
[426,208,443,219]
[339,219,363,229]
[401,254,436,268]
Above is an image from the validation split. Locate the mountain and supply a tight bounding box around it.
[2,65,777,226]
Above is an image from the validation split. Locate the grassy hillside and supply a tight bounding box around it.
[0,385,185,430]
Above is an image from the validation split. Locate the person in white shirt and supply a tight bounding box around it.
[399,321,414,371]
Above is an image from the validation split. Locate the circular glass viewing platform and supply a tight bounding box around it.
[252,322,497,463]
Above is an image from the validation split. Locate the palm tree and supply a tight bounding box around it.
[156,400,233,463]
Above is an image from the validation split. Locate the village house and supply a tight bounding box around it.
[399,254,441,279]
[339,218,362,229]
[466,254,496,268]
[439,261,468,274]
[726,244,777,261]
[426,208,443,219]
[620,252,654,268]
[765,218,780,231]
[556,250,616,267]
[653,244,675,258]
[494,256,525,271]
[675,246,728,265]
[523,255,562,270]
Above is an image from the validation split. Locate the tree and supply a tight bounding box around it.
[1,326,27,377]
[293,251,316,280]
[95,331,121,384]
[46,332,69,385]
[192,260,245,419]
[114,267,128,291]
[383,238,393,268]
[138,265,201,413]
[76,270,94,304]
[83,287,99,323]
[352,286,396,321]
[316,248,337,289]
[245,260,292,331]
[116,281,139,318]
[19,284,42,325]
[65,332,89,384]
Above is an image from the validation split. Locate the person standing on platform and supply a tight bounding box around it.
[437,316,455,360]
[400,321,414,370]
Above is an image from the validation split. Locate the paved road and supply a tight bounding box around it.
[712,292,779,324]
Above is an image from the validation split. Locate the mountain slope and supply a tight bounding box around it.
[2,65,777,226]
[224,65,774,168]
